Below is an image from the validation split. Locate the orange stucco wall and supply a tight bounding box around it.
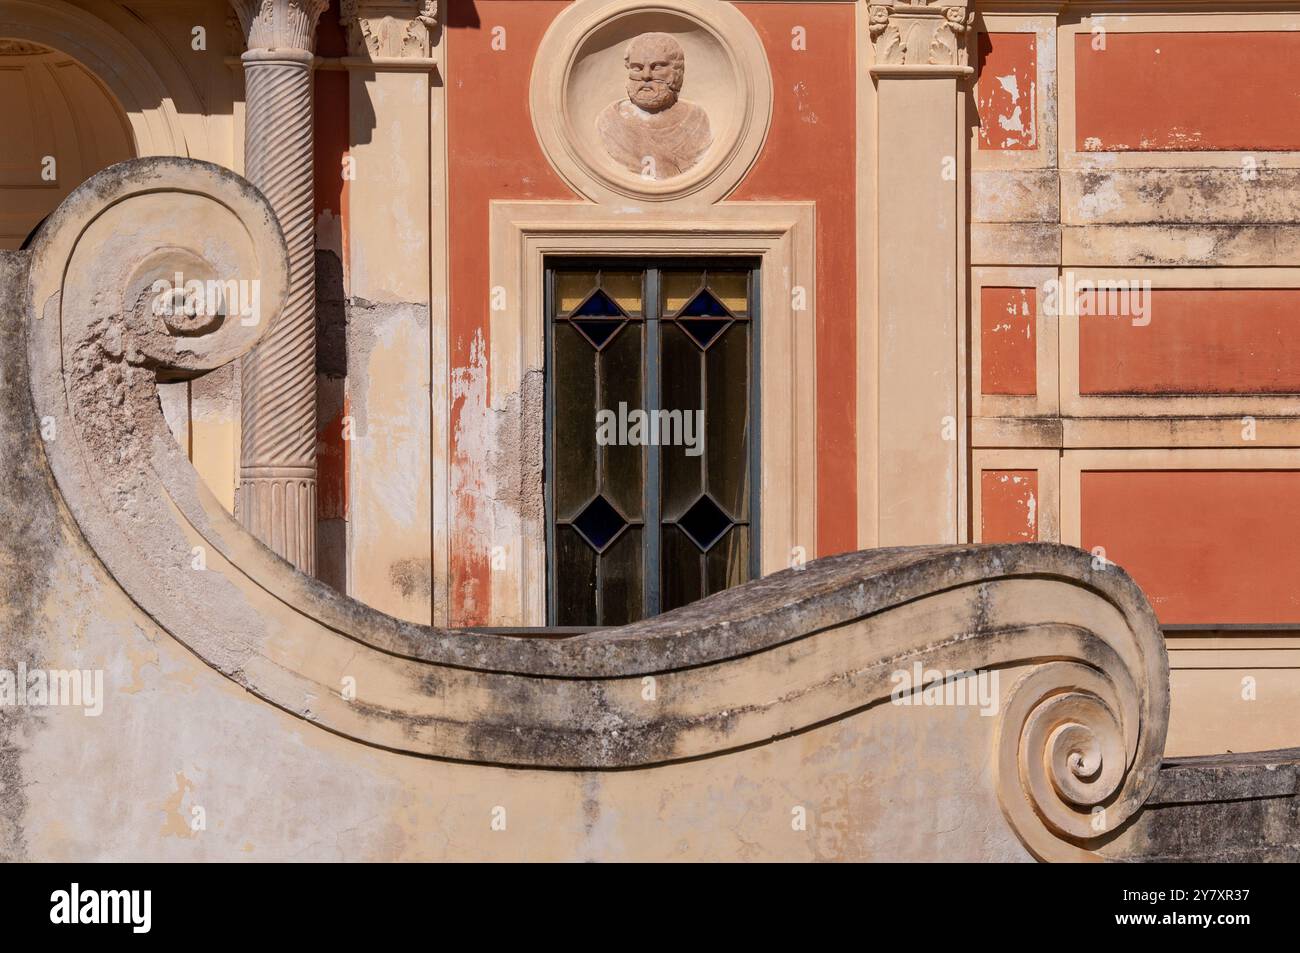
[314,10,350,524]
[1081,470,1300,624]
[732,0,858,559]
[447,0,574,625]
[1079,289,1300,395]
[975,32,1037,151]
[981,470,1038,543]
[980,286,1035,395]
[317,396,350,520]
[1075,32,1300,152]
[445,0,858,623]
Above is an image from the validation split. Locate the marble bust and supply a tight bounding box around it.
[596,32,713,179]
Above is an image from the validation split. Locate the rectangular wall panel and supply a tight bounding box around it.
[981,470,1039,543]
[1081,469,1300,624]
[976,32,1037,151]
[1079,288,1300,395]
[980,286,1036,395]
[1074,31,1300,152]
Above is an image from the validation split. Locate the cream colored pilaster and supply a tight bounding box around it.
[869,0,973,545]
[856,1,880,549]
[229,0,330,574]
[338,1,439,623]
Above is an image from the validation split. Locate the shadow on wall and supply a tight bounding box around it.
[445,0,482,30]
[0,40,135,249]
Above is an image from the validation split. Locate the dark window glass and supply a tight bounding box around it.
[552,322,598,518]
[546,264,759,626]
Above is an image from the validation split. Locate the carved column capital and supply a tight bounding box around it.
[340,0,438,58]
[228,0,331,54]
[867,1,974,72]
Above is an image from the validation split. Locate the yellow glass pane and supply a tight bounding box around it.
[663,270,704,314]
[707,271,749,314]
[556,271,597,314]
[601,271,643,314]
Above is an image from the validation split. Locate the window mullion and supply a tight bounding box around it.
[750,263,762,581]
[645,267,662,618]
[544,269,557,626]
[698,293,709,597]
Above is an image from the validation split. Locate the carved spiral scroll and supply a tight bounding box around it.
[27,157,288,603]
[29,158,288,379]
[25,162,1169,861]
[997,652,1159,862]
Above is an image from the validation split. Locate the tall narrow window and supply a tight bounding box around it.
[545,262,760,627]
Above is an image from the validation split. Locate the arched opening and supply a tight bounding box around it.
[0,38,135,250]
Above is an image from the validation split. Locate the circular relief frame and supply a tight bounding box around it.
[531,0,773,207]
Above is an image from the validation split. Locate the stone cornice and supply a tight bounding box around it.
[868,1,975,74]
[977,0,1299,12]
[973,1,1066,12]
[339,0,438,58]
[228,0,331,53]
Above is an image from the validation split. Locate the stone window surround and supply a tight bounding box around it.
[485,201,818,627]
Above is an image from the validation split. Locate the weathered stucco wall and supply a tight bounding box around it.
[0,154,1176,859]
[3,514,1034,861]
[971,5,1300,757]
[446,0,575,628]
[6,0,1300,861]
[443,0,860,625]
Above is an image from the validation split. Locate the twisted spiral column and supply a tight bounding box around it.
[230,0,329,574]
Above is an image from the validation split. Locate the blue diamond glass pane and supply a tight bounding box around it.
[677,494,733,552]
[572,288,626,318]
[571,495,628,553]
[681,288,731,318]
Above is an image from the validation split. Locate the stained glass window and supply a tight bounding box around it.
[546,263,759,626]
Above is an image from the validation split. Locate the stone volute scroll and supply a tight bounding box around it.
[531,0,773,207]
[22,161,1170,860]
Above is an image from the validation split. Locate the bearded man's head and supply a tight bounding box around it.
[624,33,686,112]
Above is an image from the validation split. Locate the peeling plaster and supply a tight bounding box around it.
[976,34,1037,151]
[159,770,198,839]
[450,327,545,624]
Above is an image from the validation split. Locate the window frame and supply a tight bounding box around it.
[543,257,763,626]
